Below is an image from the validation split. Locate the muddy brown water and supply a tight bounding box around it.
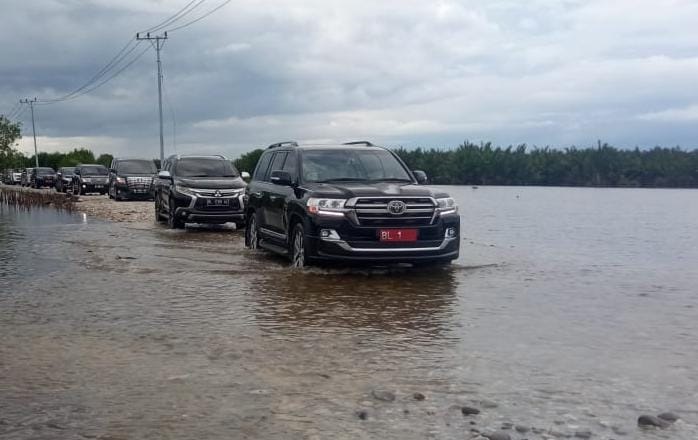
[1,186,697,439]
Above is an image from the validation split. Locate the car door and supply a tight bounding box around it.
[262,152,288,236]
[267,151,297,233]
[247,151,274,229]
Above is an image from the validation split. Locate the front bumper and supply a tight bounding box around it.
[172,191,246,224]
[114,183,153,199]
[81,183,107,193]
[304,214,460,263]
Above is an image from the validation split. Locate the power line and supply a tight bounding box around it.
[38,40,144,104]
[141,0,207,34]
[164,0,232,33]
[4,102,22,119]
[36,43,151,105]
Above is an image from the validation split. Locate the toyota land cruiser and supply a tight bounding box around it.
[244,141,460,267]
[154,155,248,229]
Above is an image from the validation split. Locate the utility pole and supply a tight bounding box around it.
[20,98,39,167]
[137,32,168,164]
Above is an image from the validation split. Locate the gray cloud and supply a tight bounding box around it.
[2,0,698,159]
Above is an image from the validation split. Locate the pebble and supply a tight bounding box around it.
[515,425,530,433]
[461,406,481,416]
[480,400,499,408]
[574,430,592,438]
[412,392,426,401]
[371,390,396,402]
[500,422,513,430]
[638,415,670,428]
[356,410,368,420]
[657,412,679,422]
[483,431,511,440]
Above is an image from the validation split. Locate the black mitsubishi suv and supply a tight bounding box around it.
[244,141,460,267]
[154,155,247,229]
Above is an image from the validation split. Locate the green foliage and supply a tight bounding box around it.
[0,116,21,154]
[27,148,97,169]
[395,141,698,188]
[233,148,264,173]
[96,154,114,168]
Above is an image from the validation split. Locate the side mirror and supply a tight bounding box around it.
[413,170,428,184]
[241,171,251,181]
[270,170,292,186]
[158,170,172,180]
[109,168,116,173]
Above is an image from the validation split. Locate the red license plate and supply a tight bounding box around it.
[379,229,418,242]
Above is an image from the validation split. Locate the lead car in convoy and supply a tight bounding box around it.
[244,141,460,268]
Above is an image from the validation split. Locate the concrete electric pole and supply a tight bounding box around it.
[19,98,39,167]
[136,32,168,165]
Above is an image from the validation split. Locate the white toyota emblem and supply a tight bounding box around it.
[387,200,406,215]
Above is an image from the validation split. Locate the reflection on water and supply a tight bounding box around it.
[2,187,698,440]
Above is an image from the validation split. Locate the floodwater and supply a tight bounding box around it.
[1,186,697,440]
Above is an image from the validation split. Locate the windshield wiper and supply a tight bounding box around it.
[315,177,368,183]
[369,178,413,182]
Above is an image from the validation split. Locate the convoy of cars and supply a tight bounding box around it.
[1,143,461,268]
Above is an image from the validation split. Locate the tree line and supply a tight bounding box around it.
[395,141,698,187]
[2,116,697,187]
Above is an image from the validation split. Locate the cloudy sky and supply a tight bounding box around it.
[2,0,698,159]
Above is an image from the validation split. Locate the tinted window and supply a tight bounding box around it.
[282,151,297,175]
[117,160,157,174]
[80,166,108,176]
[37,168,55,175]
[301,149,412,183]
[60,167,76,175]
[174,158,238,178]
[253,152,273,181]
[268,152,287,181]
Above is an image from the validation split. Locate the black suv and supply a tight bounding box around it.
[154,155,247,229]
[72,164,109,195]
[108,158,157,201]
[244,141,460,267]
[30,167,57,188]
[55,167,76,192]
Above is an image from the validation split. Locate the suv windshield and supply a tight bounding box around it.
[60,167,76,175]
[118,160,157,174]
[81,166,108,176]
[301,149,412,183]
[175,158,238,178]
[37,168,54,175]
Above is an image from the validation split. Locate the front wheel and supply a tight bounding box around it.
[245,213,259,249]
[167,198,185,229]
[290,223,309,269]
[154,196,165,223]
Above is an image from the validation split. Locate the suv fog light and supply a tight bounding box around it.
[320,229,340,240]
[445,227,457,238]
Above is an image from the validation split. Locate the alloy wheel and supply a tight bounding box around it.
[291,227,305,268]
[246,215,259,249]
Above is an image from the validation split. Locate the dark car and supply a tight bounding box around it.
[71,164,109,195]
[154,155,247,229]
[30,167,57,188]
[244,141,460,268]
[55,167,76,192]
[108,158,157,201]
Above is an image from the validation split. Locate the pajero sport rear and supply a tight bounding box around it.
[245,141,460,267]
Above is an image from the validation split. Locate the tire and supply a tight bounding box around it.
[154,196,165,223]
[167,198,185,229]
[108,184,113,199]
[245,212,260,249]
[290,222,309,269]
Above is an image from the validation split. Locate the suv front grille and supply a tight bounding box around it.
[352,197,436,226]
[127,177,152,193]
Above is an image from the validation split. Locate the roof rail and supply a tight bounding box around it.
[342,141,375,146]
[268,141,298,149]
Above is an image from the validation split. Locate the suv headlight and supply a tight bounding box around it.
[174,185,196,197]
[115,177,126,184]
[436,197,458,215]
[307,198,347,216]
